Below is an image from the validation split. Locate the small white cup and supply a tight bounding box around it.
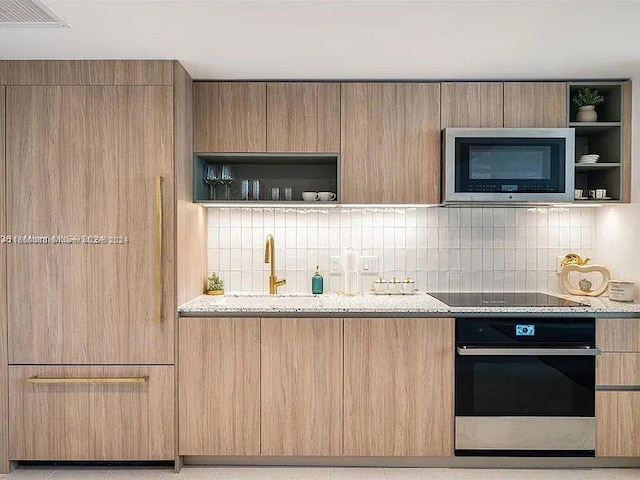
[574,189,583,199]
[302,191,319,202]
[318,192,336,202]
[388,278,402,295]
[595,189,607,199]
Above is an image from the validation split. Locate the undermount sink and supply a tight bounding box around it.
[214,294,321,309]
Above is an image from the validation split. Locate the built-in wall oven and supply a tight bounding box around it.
[455,318,600,456]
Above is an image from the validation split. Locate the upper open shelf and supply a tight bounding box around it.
[569,82,623,123]
[193,153,340,204]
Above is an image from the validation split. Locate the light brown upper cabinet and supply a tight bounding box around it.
[503,82,567,127]
[441,82,504,128]
[261,318,343,456]
[343,318,454,456]
[6,85,175,364]
[194,82,340,153]
[267,83,340,152]
[194,82,267,152]
[341,83,441,204]
[0,60,173,86]
[179,317,260,456]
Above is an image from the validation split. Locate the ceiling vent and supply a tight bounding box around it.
[0,0,70,27]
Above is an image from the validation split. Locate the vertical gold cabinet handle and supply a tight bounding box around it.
[156,176,164,323]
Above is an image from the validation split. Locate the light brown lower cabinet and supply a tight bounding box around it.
[9,365,174,461]
[343,318,455,456]
[178,317,260,456]
[178,316,455,458]
[596,318,640,353]
[261,318,343,456]
[597,353,640,386]
[596,391,640,457]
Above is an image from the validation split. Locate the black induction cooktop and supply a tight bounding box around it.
[428,292,587,308]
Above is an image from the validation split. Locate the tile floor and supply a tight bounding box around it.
[0,467,639,480]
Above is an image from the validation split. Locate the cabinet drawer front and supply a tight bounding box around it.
[597,319,640,352]
[597,353,640,387]
[9,366,174,461]
[596,391,640,457]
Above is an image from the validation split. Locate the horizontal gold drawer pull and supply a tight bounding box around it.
[27,376,149,384]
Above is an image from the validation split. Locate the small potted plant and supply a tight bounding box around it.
[572,87,605,122]
[206,272,224,295]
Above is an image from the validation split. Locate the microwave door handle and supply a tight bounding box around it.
[456,347,601,356]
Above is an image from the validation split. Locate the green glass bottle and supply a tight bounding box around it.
[312,265,324,295]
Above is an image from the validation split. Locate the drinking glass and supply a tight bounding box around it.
[220,164,233,200]
[284,187,293,201]
[241,180,250,201]
[204,164,221,200]
[251,180,260,201]
[271,187,281,201]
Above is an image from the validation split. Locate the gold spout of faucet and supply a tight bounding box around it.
[264,234,286,294]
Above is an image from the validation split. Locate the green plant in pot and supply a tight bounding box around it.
[206,272,224,295]
[572,87,605,122]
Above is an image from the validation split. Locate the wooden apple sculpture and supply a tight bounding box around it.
[560,253,611,297]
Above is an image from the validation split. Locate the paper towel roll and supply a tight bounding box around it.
[342,247,360,273]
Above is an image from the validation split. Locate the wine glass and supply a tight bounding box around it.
[220,164,233,200]
[204,164,221,200]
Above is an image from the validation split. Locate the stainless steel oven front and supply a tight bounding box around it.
[455,318,599,456]
[443,128,575,203]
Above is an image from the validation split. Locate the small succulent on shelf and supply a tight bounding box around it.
[206,272,224,295]
[572,88,605,108]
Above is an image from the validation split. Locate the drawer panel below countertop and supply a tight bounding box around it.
[9,365,174,461]
[596,318,640,352]
[597,353,640,387]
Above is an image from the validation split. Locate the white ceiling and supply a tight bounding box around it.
[1,0,640,80]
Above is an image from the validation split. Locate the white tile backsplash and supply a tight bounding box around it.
[207,206,597,294]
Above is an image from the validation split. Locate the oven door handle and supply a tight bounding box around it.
[456,347,601,356]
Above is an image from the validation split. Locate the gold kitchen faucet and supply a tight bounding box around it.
[264,234,286,294]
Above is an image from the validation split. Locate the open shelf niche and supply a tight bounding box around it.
[568,82,627,202]
[193,153,340,204]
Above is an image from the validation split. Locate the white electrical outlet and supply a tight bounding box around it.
[361,256,379,274]
[556,255,565,274]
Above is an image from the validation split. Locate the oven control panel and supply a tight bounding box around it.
[516,324,535,336]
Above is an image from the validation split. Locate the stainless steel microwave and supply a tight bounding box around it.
[443,128,575,203]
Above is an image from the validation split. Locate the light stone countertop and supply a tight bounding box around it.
[178,292,640,318]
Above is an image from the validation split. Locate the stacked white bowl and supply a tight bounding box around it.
[578,154,600,164]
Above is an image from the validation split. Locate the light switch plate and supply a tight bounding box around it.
[361,256,379,274]
[330,256,341,274]
[329,255,379,274]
